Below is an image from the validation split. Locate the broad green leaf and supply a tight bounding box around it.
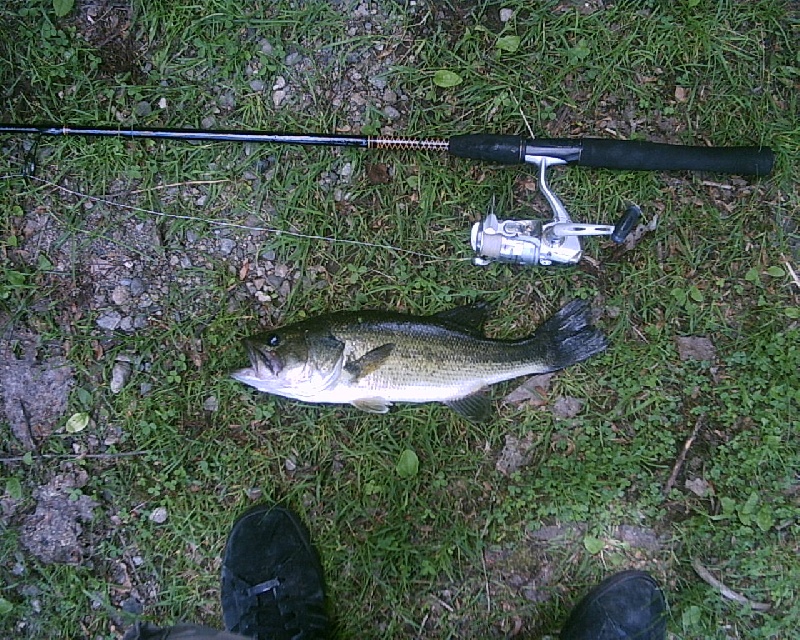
[0,598,13,616]
[766,265,785,277]
[688,286,704,303]
[65,412,90,434]
[433,70,463,88]
[583,535,604,555]
[744,268,760,283]
[784,306,800,319]
[755,505,775,532]
[496,35,521,53]
[5,477,22,500]
[395,448,419,478]
[682,605,701,629]
[741,490,760,515]
[53,0,74,18]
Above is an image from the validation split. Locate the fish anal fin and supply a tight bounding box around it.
[351,398,392,414]
[445,391,493,423]
[345,343,395,380]
[434,301,492,335]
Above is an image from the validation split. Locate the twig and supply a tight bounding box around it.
[782,254,800,292]
[663,416,703,495]
[482,549,491,614]
[691,558,771,611]
[0,450,150,463]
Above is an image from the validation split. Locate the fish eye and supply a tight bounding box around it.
[267,334,281,347]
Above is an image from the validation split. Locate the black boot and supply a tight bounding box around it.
[221,504,330,640]
[560,570,667,640]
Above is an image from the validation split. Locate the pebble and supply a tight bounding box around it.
[110,360,133,394]
[149,506,168,524]
[203,396,219,412]
[129,277,145,296]
[500,8,514,22]
[121,597,144,615]
[220,238,237,255]
[134,101,152,117]
[97,311,122,331]
[250,79,265,92]
[369,75,387,90]
[111,285,130,306]
[273,90,287,107]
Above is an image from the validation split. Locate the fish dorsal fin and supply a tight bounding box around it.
[351,398,392,413]
[344,343,395,380]
[445,391,492,423]
[433,301,492,335]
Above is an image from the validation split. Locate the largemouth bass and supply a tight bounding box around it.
[232,299,607,421]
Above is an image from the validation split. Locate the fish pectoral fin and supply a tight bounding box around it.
[344,343,395,380]
[445,391,493,423]
[351,398,392,414]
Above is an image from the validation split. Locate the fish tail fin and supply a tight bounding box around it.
[528,299,608,370]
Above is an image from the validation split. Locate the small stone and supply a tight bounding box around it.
[369,75,387,90]
[220,238,236,255]
[121,597,143,615]
[149,506,168,524]
[685,477,712,497]
[203,396,219,412]
[97,311,122,331]
[383,105,401,120]
[111,286,130,306]
[273,90,287,107]
[110,360,132,394]
[552,396,584,419]
[675,336,716,362]
[250,79,265,92]
[500,8,514,22]
[134,101,152,117]
[272,75,286,90]
[284,52,301,66]
[129,277,145,296]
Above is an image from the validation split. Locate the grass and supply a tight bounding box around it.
[1,0,798,638]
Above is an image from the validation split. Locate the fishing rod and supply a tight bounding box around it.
[0,123,775,266]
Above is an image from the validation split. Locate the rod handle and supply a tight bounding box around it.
[576,138,774,176]
[449,134,775,176]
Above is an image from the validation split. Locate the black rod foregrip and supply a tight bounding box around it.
[574,138,774,176]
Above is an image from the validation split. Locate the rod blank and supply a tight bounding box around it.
[0,123,774,176]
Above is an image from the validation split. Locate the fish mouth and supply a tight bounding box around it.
[244,339,283,378]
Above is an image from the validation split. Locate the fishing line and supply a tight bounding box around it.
[1,174,469,263]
